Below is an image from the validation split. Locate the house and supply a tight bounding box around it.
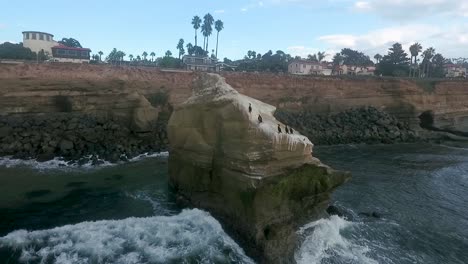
[51,44,91,63]
[334,64,375,76]
[22,31,91,63]
[288,60,323,75]
[444,64,466,78]
[183,55,219,72]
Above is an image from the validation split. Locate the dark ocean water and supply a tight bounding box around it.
[0,144,467,264]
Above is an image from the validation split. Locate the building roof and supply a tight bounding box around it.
[288,59,322,66]
[22,31,54,37]
[52,44,91,51]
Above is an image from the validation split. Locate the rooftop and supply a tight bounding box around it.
[22,31,54,37]
[52,44,91,51]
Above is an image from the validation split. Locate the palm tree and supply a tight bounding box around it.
[317,51,326,62]
[215,20,224,58]
[177,39,185,59]
[136,55,141,61]
[374,54,382,63]
[203,13,214,52]
[98,51,103,62]
[191,16,202,47]
[150,52,155,62]
[142,51,148,61]
[129,54,134,61]
[422,47,435,78]
[165,50,172,57]
[409,43,422,77]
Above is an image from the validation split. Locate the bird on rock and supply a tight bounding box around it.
[258,114,263,123]
[285,125,290,134]
[290,127,294,134]
[278,124,282,133]
[248,103,252,114]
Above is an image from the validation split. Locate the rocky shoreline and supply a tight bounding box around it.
[275,106,420,145]
[0,113,168,164]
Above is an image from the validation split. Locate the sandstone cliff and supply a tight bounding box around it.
[167,73,349,263]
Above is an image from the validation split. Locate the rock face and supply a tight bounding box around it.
[275,106,420,145]
[168,73,350,263]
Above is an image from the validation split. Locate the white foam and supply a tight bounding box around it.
[295,215,377,264]
[0,209,254,264]
[0,152,169,170]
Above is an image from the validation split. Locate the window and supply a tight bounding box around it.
[46,35,50,41]
[303,64,306,68]
[39,34,44,40]
[296,64,298,68]
[57,49,66,55]
[81,51,88,57]
[25,33,29,39]
[68,50,76,56]
[32,33,36,40]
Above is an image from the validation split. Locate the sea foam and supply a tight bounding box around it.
[295,215,377,264]
[0,209,253,264]
[0,152,169,170]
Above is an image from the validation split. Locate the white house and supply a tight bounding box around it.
[288,60,324,75]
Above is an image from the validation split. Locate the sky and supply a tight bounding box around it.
[0,0,467,61]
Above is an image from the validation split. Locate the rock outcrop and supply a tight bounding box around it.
[168,73,349,263]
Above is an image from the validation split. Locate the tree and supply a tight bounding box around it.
[307,54,318,62]
[374,54,382,63]
[0,42,36,60]
[150,52,155,62]
[431,53,446,78]
[186,43,194,56]
[377,43,410,76]
[106,48,126,65]
[215,20,224,58]
[142,51,148,61]
[177,38,185,59]
[165,50,172,57]
[317,51,326,62]
[129,54,134,61]
[192,45,207,56]
[191,16,202,47]
[421,47,435,78]
[98,51,103,62]
[136,55,141,61]
[340,48,373,66]
[409,42,422,77]
[58,38,82,48]
[202,13,214,52]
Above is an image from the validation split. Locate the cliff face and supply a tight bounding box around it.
[167,73,349,263]
[1,64,468,150]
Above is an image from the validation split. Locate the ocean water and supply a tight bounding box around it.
[0,144,467,263]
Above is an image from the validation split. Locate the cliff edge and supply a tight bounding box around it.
[168,73,350,263]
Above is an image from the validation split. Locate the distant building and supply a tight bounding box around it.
[288,60,323,75]
[51,44,91,63]
[22,31,57,55]
[22,31,91,63]
[444,64,466,78]
[334,64,375,76]
[183,55,219,71]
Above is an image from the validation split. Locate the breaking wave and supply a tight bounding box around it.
[0,209,253,264]
[295,215,377,264]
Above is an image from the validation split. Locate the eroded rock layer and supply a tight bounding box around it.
[168,73,349,263]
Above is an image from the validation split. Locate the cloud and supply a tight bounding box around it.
[214,10,225,14]
[318,23,468,58]
[353,0,468,20]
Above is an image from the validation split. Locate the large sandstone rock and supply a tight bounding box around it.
[168,73,350,263]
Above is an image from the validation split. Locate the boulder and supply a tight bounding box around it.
[168,73,350,263]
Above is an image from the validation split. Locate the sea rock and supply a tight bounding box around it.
[168,73,350,263]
